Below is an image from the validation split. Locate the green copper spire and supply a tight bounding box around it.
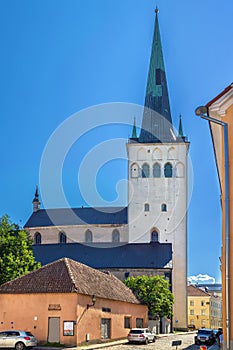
[131,117,138,139]
[178,114,184,137]
[139,8,175,143]
[146,7,165,97]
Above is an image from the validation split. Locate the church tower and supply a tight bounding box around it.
[126,9,189,330]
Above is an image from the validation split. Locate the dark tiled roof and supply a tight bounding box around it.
[33,242,172,269]
[24,207,127,228]
[187,285,210,297]
[0,258,140,304]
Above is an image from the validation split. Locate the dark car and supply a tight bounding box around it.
[194,328,215,345]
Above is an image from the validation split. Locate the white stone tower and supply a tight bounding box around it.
[126,9,189,330]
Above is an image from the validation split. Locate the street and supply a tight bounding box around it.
[102,332,220,350]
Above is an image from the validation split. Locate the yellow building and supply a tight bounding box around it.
[197,83,233,349]
[187,285,222,330]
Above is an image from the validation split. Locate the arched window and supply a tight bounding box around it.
[137,147,146,160]
[161,203,167,212]
[85,229,93,242]
[131,163,139,178]
[164,163,173,178]
[112,229,120,242]
[142,163,150,178]
[176,162,185,178]
[59,231,67,244]
[152,147,162,160]
[151,230,159,242]
[144,203,150,212]
[167,147,177,160]
[34,232,41,245]
[153,163,161,177]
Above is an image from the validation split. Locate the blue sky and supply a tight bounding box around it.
[1,0,233,283]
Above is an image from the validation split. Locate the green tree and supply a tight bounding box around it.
[0,215,41,285]
[124,275,174,318]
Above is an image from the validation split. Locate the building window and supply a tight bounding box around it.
[144,203,150,212]
[34,232,41,245]
[201,301,205,306]
[201,309,206,316]
[136,318,144,328]
[201,320,206,327]
[152,147,162,160]
[161,203,167,212]
[59,231,67,244]
[153,163,161,177]
[190,310,194,315]
[124,317,131,329]
[85,229,93,242]
[164,163,172,178]
[190,300,194,306]
[142,163,150,178]
[131,163,139,178]
[151,230,159,242]
[102,307,111,313]
[112,229,120,242]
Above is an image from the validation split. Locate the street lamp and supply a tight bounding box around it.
[87,295,96,309]
[195,105,230,350]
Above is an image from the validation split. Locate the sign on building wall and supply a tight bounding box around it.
[63,321,74,336]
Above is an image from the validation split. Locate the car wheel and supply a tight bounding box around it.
[152,336,156,342]
[144,338,148,345]
[15,342,25,350]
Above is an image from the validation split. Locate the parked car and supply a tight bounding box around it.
[194,328,215,345]
[188,324,196,331]
[0,330,37,350]
[127,328,156,344]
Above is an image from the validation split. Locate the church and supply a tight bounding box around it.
[25,9,189,331]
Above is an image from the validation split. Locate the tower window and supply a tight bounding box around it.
[142,163,150,178]
[112,229,120,242]
[144,203,150,212]
[34,232,41,245]
[131,163,139,178]
[153,163,161,177]
[164,163,173,178]
[85,229,93,242]
[59,231,67,244]
[151,230,159,242]
[161,203,167,212]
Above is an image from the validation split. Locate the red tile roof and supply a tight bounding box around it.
[187,285,210,297]
[0,258,140,304]
[206,83,233,107]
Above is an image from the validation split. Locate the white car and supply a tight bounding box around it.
[0,330,37,350]
[127,328,156,344]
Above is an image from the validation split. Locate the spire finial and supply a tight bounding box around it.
[33,185,40,212]
[131,117,138,139]
[178,114,184,138]
[155,6,159,14]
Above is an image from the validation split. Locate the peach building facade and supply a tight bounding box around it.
[205,83,233,349]
[0,258,148,346]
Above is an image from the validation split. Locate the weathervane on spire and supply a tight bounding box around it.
[155,6,159,14]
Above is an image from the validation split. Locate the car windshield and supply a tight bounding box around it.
[198,330,211,335]
[130,330,143,334]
